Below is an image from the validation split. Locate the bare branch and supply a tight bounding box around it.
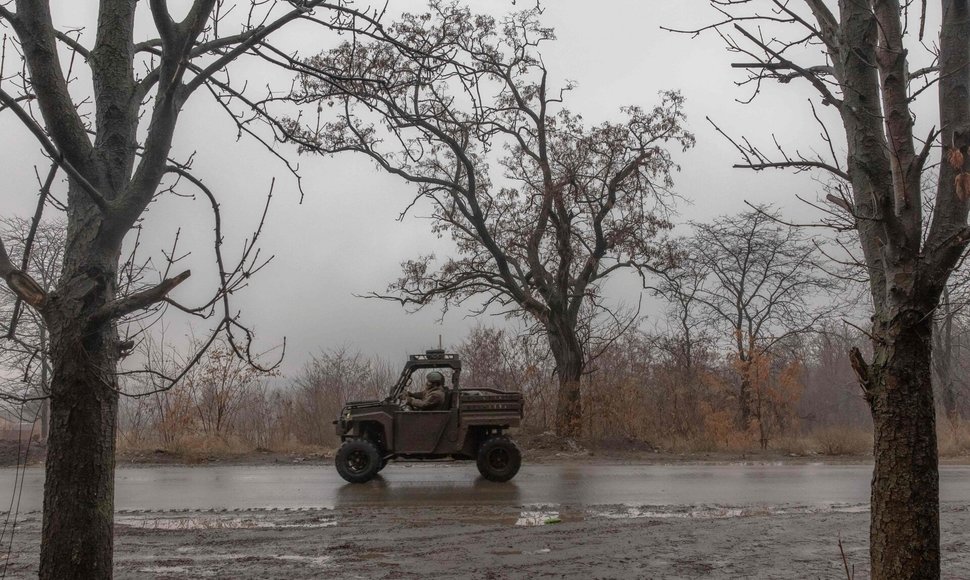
[731,24,843,109]
[53,29,89,59]
[0,88,109,213]
[735,160,850,181]
[90,270,191,324]
[0,238,46,308]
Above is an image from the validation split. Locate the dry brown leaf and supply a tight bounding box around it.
[948,147,966,171]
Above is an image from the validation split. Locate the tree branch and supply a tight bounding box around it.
[0,5,16,23]
[0,238,46,308]
[53,29,90,59]
[0,88,110,213]
[13,0,94,167]
[732,24,843,109]
[90,270,191,324]
[848,346,872,399]
[735,160,850,181]
[182,0,324,96]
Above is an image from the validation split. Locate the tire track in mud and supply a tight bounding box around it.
[4,504,970,578]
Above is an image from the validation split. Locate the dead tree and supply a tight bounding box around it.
[0,2,385,578]
[674,1,970,577]
[277,2,694,437]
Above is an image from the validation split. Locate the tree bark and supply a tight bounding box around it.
[867,313,940,579]
[40,325,49,442]
[738,372,752,429]
[40,336,119,579]
[550,327,583,438]
[39,193,122,580]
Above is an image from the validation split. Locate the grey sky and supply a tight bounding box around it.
[1,1,939,377]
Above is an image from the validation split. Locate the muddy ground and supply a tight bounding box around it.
[3,502,970,579]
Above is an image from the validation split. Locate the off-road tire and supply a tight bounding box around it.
[335,438,381,483]
[476,436,521,482]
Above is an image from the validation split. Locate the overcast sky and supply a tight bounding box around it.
[0,1,941,378]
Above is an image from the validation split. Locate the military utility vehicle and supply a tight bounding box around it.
[333,349,524,483]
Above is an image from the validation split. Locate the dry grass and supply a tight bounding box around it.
[658,435,753,454]
[771,434,814,456]
[116,432,333,462]
[811,426,872,456]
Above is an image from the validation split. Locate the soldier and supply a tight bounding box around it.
[407,371,447,410]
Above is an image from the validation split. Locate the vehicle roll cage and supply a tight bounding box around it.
[388,350,462,399]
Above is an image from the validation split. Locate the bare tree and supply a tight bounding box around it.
[654,262,718,440]
[279,2,694,437]
[676,1,970,576]
[291,347,388,445]
[456,326,518,391]
[457,325,559,431]
[187,340,273,438]
[0,215,64,440]
[0,2,390,577]
[932,268,970,420]
[799,324,872,430]
[677,207,836,445]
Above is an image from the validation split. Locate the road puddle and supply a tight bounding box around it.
[509,502,870,526]
[273,554,332,566]
[135,553,333,575]
[589,505,747,520]
[138,565,190,574]
[515,506,560,526]
[119,515,338,530]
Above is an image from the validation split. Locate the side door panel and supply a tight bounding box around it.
[394,409,458,453]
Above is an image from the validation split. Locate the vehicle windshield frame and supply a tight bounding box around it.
[388,354,462,399]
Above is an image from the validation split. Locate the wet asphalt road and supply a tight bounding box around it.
[3,463,970,513]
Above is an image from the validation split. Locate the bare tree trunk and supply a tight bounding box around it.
[550,328,583,438]
[738,373,752,429]
[554,371,582,438]
[862,315,940,579]
[40,197,121,579]
[40,324,49,442]
[756,389,768,450]
[41,340,119,579]
[40,398,49,443]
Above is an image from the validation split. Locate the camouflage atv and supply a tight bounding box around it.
[333,349,523,483]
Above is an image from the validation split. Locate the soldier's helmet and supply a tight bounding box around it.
[426,371,445,387]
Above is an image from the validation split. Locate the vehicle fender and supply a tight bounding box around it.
[349,412,394,449]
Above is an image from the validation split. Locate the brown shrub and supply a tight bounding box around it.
[812,426,872,456]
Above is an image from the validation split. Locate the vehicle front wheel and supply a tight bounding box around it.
[335,438,381,483]
[476,436,522,482]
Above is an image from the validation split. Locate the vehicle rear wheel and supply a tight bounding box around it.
[476,436,521,482]
[335,438,381,483]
